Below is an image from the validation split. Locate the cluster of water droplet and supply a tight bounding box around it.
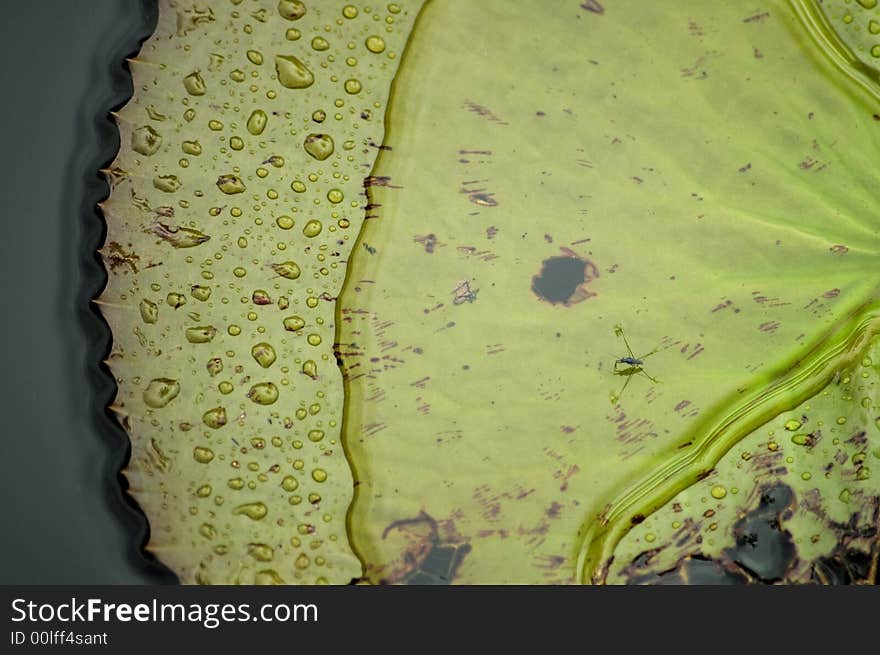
[826,0,880,61]
[607,337,880,582]
[99,0,420,584]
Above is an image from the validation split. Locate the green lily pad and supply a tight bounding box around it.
[99,0,880,585]
[340,0,880,583]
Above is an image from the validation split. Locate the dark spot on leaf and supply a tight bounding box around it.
[631,555,750,585]
[378,512,472,585]
[625,483,801,585]
[531,247,599,306]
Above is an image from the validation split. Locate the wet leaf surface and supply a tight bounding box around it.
[102,0,880,584]
[340,0,880,583]
[100,0,424,584]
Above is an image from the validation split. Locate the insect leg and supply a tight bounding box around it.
[638,368,660,384]
[616,371,633,400]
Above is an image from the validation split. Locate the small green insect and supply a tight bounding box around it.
[610,324,665,404]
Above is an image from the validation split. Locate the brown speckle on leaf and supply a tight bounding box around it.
[414,233,439,253]
[463,99,508,125]
[580,0,604,15]
[103,242,142,274]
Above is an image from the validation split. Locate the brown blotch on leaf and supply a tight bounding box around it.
[374,512,472,585]
[103,242,141,274]
[580,0,605,15]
